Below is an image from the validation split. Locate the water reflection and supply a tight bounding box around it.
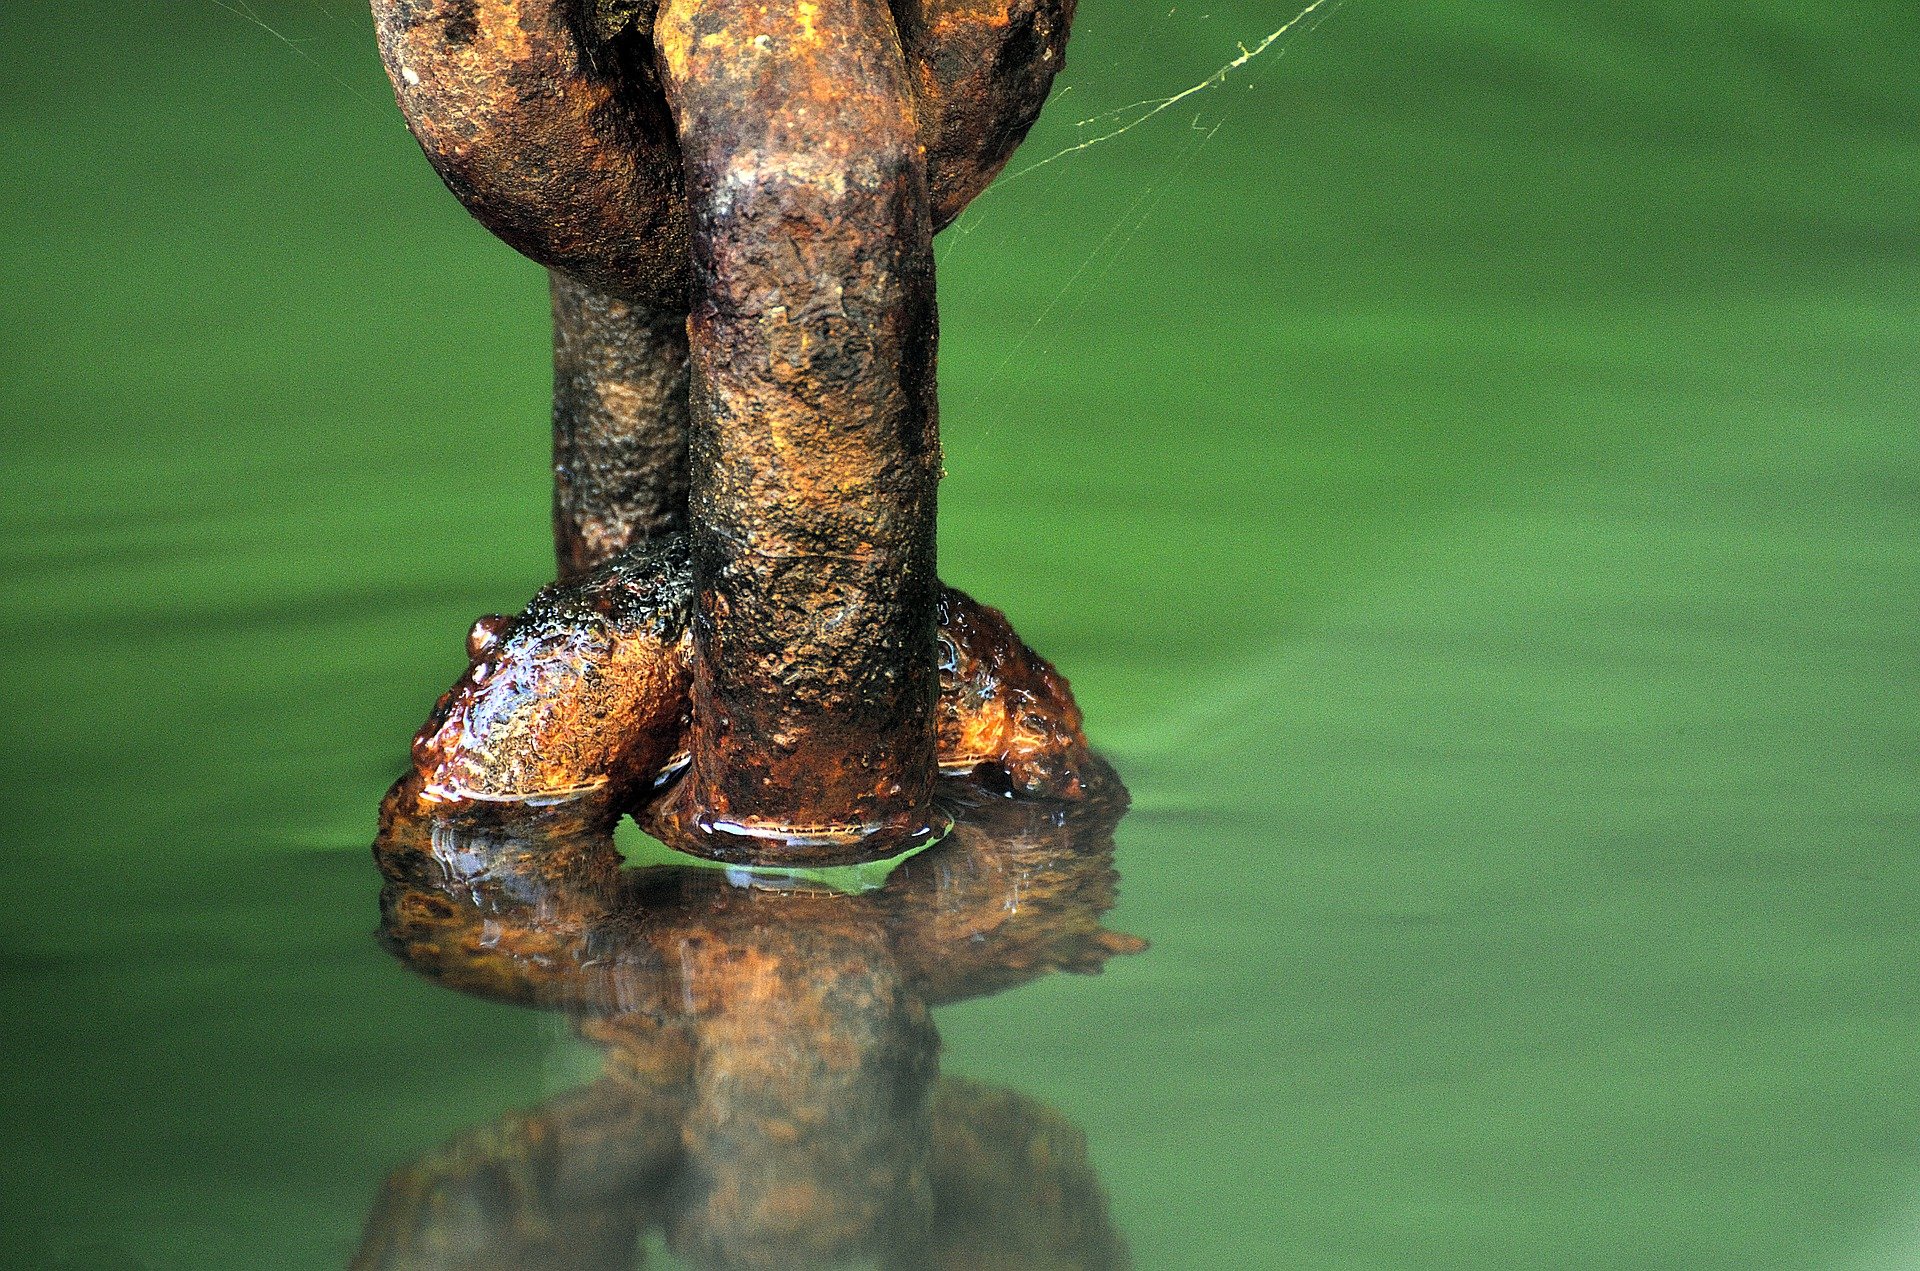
[357,766,1142,1270]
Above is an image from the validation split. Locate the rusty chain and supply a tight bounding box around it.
[374,0,1084,860]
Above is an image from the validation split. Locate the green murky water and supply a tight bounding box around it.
[5,2,1918,1267]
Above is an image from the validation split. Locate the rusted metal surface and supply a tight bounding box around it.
[371,0,691,308]
[408,534,1093,822]
[551,273,691,579]
[411,536,695,812]
[898,0,1078,224]
[371,0,1073,307]
[934,585,1091,798]
[357,768,1136,1268]
[651,0,943,859]
[376,0,1089,860]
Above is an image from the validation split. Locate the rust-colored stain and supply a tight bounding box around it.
[374,0,1089,861]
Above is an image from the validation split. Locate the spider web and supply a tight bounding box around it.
[942,1,1348,426]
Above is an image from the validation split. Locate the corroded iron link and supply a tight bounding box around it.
[897,0,1078,225]
[375,0,1086,862]
[651,0,943,857]
[372,0,1074,307]
[373,0,691,307]
[551,272,690,580]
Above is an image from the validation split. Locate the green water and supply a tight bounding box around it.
[5,1,1918,1266]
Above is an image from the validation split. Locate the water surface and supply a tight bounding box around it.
[5,3,1918,1267]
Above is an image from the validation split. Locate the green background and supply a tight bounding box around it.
[4,1,1918,1266]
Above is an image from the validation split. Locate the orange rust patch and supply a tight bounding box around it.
[405,538,1093,820]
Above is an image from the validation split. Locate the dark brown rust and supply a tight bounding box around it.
[551,272,691,579]
[358,769,1137,1268]
[371,0,1075,307]
[371,0,691,308]
[897,0,1079,225]
[408,534,1093,819]
[651,0,943,859]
